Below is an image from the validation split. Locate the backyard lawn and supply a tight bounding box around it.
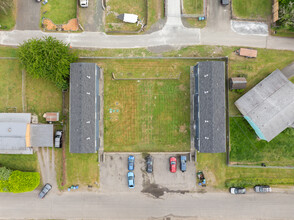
[41,0,77,24]
[183,0,203,15]
[230,117,294,166]
[0,0,16,30]
[197,153,294,189]
[94,59,196,152]
[0,154,38,172]
[232,0,271,20]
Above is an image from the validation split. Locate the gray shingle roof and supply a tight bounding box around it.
[70,63,100,153]
[193,61,226,153]
[235,69,294,142]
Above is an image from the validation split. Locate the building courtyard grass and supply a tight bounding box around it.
[91,59,196,152]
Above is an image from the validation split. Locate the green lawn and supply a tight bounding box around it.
[232,0,271,20]
[182,18,207,28]
[197,153,294,189]
[0,1,16,30]
[55,121,99,190]
[146,0,165,29]
[94,59,195,152]
[271,27,294,38]
[183,0,203,14]
[0,60,23,112]
[41,0,77,24]
[230,117,294,166]
[105,0,147,32]
[0,154,38,172]
[0,46,18,57]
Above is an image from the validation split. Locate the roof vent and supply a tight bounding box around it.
[86,137,91,140]
[87,75,91,79]
[205,137,209,140]
[86,121,91,124]
[87,92,91,95]
[204,74,208,77]
[204,91,209,94]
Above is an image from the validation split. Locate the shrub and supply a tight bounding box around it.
[8,171,40,193]
[225,177,294,188]
[0,167,12,181]
[0,169,40,193]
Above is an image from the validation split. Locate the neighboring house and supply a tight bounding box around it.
[191,61,226,153]
[235,69,294,142]
[230,77,247,90]
[69,63,104,154]
[0,113,53,154]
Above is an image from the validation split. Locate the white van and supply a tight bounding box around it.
[80,0,88,7]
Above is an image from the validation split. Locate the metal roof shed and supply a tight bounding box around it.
[117,13,138,23]
[69,63,103,153]
[230,77,247,90]
[235,69,294,142]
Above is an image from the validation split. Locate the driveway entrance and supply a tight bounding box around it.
[15,0,41,30]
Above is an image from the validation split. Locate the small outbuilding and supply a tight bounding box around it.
[117,13,138,24]
[230,77,247,90]
[236,48,258,58]
[43,112,59,122]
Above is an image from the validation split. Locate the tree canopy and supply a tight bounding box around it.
[279,1,294,30]
[18,36,78,89]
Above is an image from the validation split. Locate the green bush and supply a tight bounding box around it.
[225,177,294,188]
[0,169,40,193]
[0,167,12,181]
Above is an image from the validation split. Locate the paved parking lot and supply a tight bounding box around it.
[100,153,196,198]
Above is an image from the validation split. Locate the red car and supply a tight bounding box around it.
[169,157,177,173]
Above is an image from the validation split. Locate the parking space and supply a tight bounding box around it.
[15,0,41,30]
[100,153,196,197]
[78,0,104,32]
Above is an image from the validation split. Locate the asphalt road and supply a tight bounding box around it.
[15,0,41,30]
[0,191,293,219]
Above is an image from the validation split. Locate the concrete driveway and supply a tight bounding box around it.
[15,0,41,30]
[100,153,196,198]
[206,0,231,31]
[78,0,104,32]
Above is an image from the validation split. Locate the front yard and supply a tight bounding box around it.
[183,0,203,15]
[41,0,77,24]
[232,0,272,20]
[0,0,16,30]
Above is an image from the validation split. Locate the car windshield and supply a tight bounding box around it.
[128,176,133,180]
[171,161,176,165]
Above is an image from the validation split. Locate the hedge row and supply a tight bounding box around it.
[225,178,294,188]
[0,169,40,193]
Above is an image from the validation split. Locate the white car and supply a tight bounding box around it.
[80,0,88,7]
[55,131,63,148]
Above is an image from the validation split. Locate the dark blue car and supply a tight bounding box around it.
[128,155,135,171]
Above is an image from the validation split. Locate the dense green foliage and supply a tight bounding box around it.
[0,168,40,193]
[225,177,294,187]
[279,1,294,31]
[18,37,78,89]
[0,167,12,181]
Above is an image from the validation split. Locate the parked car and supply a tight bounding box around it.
[146,155,153,173]
[169,156,177,173]
[229,187,246,194]
[39,183,52,199]
[254,185,272,193]
[80,0,88,7]
[128,155,135,171]
[127,172,135,188]
[221,0,229,5]
[54,131,63,148]
[36,0,41,2]
[180,155,187,172]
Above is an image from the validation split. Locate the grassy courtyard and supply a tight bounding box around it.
[230,117,294,166]
[41,0,77,24]
[232,0,272,20]
[94,59,195,152]
[183,0,203,15]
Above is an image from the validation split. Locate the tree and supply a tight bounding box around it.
[279,1,294,30]
[18,36,78,89]
[0,0,13,15]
